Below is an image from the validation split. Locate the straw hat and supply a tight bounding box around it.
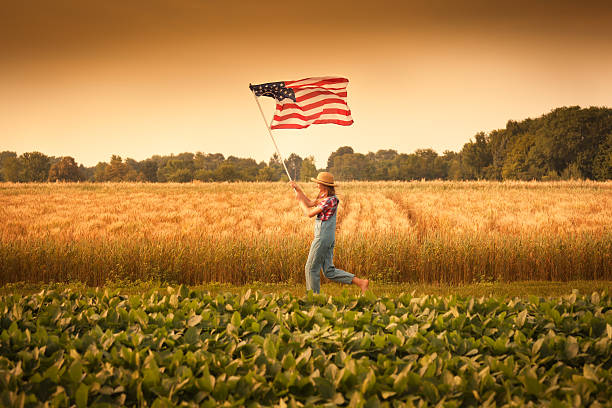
[311,172,336,187]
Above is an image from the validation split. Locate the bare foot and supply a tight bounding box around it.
[360,279,370,294]
[352,277,369,294]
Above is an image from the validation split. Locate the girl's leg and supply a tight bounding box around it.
[304,239,324,294]
[322,241,369,293]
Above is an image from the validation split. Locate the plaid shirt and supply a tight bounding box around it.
[317,196,339,221]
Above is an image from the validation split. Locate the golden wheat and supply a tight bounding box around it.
[0,181,610,285]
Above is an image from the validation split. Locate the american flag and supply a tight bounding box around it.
[249,77,353,129]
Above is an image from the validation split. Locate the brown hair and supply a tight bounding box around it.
[317,185,336,200]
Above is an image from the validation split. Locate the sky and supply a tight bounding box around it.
[1,0,611,168]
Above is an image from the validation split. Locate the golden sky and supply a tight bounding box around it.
[1,0,611,167]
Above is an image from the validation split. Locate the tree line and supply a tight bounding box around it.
[0,151,318,183]
[1,106,610,182]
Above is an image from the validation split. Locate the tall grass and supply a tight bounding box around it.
[0,181,610,285]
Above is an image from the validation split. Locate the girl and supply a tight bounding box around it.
[289,172,369,294]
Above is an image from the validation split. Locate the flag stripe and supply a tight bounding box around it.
[273,108,352,122]
[286,77,347,87]
[279,98,348,112]
[285,77,348,88]
[272,119,354,129]
[294,89,347,102]
[271,110,353,128]
[294,93,348,106]
[277,102,349,114]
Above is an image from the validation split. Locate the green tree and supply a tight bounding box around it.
[213,162,240,181]
[284,153,302,181]
[592,133,612,180]
[93,162,109,182]
[0,151,17,181]
[330,153,370,180]
[139,159,158,182]
[461,132,493,179]
[561,163,583,180]
[226,156,260,181]
[168,168,193,182]
[124,158,142,181]
[413,149,442,179]
[105,155,128,181]
[79,164,95,181]
[374,149,398,161]
[268,153,284,181]
[326,146,354,170]
[256,166,276,181]
[194,152,225,171]
[501,134,539,180]
[157,160,194,182]
[446,154,462,180]
[20,152,51,182]
[48,157,82,182]
[300,156,318,181]
[2,156,22,182]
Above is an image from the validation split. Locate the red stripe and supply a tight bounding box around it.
[285,77,348,86]
[279,98,348,112]
[295,90,347,102]
[313,118,354,125]
[271,118,354,129]
[272,124,310,129]
[285,77,348,89]
[273,108,351,122]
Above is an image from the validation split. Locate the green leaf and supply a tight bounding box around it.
[361,369,376,395]
[380,391,396,399]
[188,315,203,327]
[43,365,60,383]
[565,337,578,359]
[184,327,200,345]
[516,309,527,328]
[583,365,598,382]
[365,290,376,302]
[197,366,215,393]
[129,309,148,326]
[263,336,277,359]
[231,311,241,327]
[242,288,252,303]
[365,394,381,408]
[75,383,88,408]
[8,321,19,337]
[532,337,545,355]
[69,361,83,383]
[373,334,386,348]
[143,369,160,387]
[282,352,296,370]
[393,367,409,393]
[332,393,345,405]
[522,370,542,396]
[313,376,334,399]
[422,381,439,403]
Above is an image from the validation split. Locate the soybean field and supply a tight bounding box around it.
[1,287,611,407]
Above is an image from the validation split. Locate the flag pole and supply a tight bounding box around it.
[251,91,294,182]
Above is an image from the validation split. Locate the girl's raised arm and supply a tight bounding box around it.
[289,182,317,207]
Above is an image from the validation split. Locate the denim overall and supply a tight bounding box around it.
[305,201,354,293]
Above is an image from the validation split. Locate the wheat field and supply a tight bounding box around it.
[0,181,610,286]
